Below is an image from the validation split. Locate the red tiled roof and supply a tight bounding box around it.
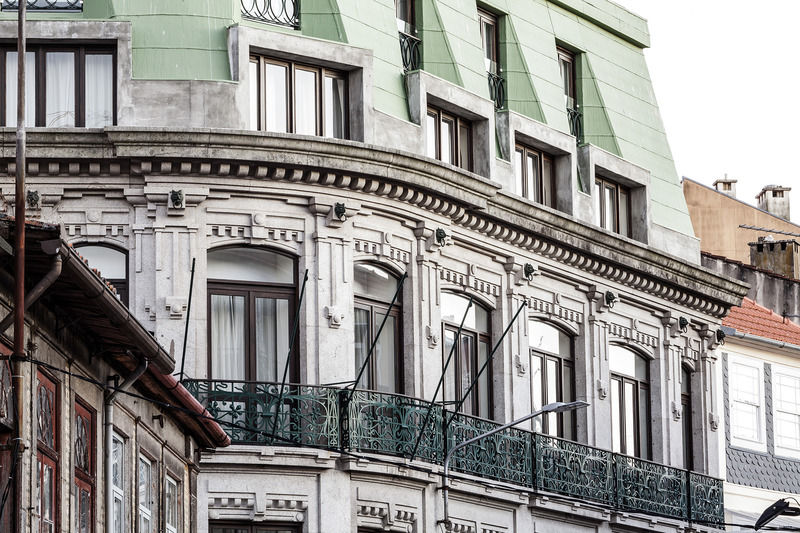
[723,297,800,346]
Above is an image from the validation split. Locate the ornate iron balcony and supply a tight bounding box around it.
[567,106,583,143]
[398,30,421,72]
[487,71,505,110]
[241,0,299,29]
[185,379,724,527]
[1,0,82,10]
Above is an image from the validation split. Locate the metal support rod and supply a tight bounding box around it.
[439,401,588,532]
[268,269,309,443]
[445,300,527,427]
[347,272,407,403]
[12,3,25,533]
[409,295,474,460]
[177,257,196,382]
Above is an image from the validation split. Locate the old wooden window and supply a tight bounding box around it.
[441,293,491,419]
[514,143,556,207]
[37,371,59,533]
[1,44,115,127]
[250,55,347,139]
[594,177,631,237]
[529,321,575,439]
[138,454,155,533]
[557,46,576,111]
[74,399,95,533]
[353,264,403,393]
[478,9,498,74]
[681,367,693,470]
[164,474,181,533]
[111,432,125,533]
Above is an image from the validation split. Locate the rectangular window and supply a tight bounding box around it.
[165,475,180,533]
[36,371,58,533]
[426,106,471,171]
[773,365,800,458]
[729,355,766,451]
[74,399,95,533]
[594,177,631,237]
[514,143,556,208]
[138,455,154,533]
[250,55,348,139]
[478,9,498,74]
[111,433,125,533]
[557,46,576,110]
[3,45,115,127]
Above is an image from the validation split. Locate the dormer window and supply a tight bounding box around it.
[426,106,472,171]
[594,177,631,237]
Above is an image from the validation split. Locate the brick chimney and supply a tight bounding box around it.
[749,236,800,279]
[756,185,791,220]
[713,175,737,197]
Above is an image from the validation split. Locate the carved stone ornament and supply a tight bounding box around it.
[324,306,345,328]
[169,189,184,208]
[425,325,440,348]
[708,412,720,432]
[26,189,40,209]
[597,379,608,400]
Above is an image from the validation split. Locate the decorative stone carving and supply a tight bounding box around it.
[597,379,608,400]
[425,325,440,348]
[165,296,187,319]
[207,491,308,523]
[356,502,417,533]
[514,354,527,376]
[528,295,583,324]
[708,412,720,432]
[324,306,345,328]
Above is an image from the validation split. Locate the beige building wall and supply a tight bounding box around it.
[683,178,800,263]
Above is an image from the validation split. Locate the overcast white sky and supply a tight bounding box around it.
[611,0,800,223]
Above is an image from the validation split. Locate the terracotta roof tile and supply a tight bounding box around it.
[723,297,800,345]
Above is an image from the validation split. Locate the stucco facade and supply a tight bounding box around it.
[0,1,749,532]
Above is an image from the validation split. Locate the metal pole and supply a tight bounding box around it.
[177,257,196,382]
[347,272,407,403]
[445,300,527,427]
[439,401,588,532]
[12,3,25,533]
[409,295,473,460]
[268,269,309,443]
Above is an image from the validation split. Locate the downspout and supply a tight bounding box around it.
[105,354,147,533]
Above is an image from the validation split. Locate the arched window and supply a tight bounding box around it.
[75,244,128,305]
[682,367,693,470]
[353,264,402,393]
[609,345,650,459]
[207,247,296,382]
[441,293,491,419]
[529,321,575,439]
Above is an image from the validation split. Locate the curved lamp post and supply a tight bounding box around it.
[755,498,800,530]
[440,400,590,531]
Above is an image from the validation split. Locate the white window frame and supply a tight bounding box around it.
[771,363,800,459]
[165,474,180,533]
[138,454,153,533]
[111,432,125,533]
[728,354,767,452]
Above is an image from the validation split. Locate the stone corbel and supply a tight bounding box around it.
[699,324,722,356]
[425,325,440,348]
[587,286,616,315]
[323,306,345,328]
[504,257,539,286]
[514,354,527,376]
[309,199,360,228]
[708,412,720,432]
[597,379,608,400]
[425,227,451,252]
[671,401,682,421]
[165,296,187,319]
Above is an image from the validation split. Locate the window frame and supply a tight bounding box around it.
[681,366,693,471]
[771,363,800,459]
[557,46,576,110]
[74,243,129,306]
[206,247,299,383]
[250,54,349,139]
[353,264,404,394]
[728,354,767,452]
[441,294,492,419]
[514,142,556,208]
[164,472,181,533]
[0,43,117,127]
[426,105,472,171]
[594,176,631,237]
[209,522,300,533]
[74,397,95,533]
[137,453,155,533]
[36,369,59,533]
[111,432,125,533]
[609,345,651,460]
[477,9,499,74]
[528,321,575,439]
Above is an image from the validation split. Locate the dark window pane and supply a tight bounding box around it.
[478,340,489,417]
[542,155,554,207]
[458,122,470,170]
[562,364,574,440]
[459,333,475,414]
[639,385,650,459]
[324,75,346,139]
[619,187,630,237]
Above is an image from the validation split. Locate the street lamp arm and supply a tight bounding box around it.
[440,400,589,531]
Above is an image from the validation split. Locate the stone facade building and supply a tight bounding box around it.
[0,1,748,532]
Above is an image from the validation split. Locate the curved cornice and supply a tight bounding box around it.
[0,128,748,318]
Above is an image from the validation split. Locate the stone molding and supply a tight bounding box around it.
[0,130,748,318]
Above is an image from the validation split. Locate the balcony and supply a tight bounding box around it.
[567,106,583,143]
[185,379,724,527]
[241,0,299,29]
[485,60,505,110]
[397,21,421,72]
[1,0,82,10]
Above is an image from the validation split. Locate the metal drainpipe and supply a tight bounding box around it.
[105,354,147,533]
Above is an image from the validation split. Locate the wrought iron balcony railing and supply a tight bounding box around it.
[567,106,583,143]
[241,0,299,29]
[185,379,724,527]
[487,71,506,110]
[1,0,82,10]
[398,30,421,72]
